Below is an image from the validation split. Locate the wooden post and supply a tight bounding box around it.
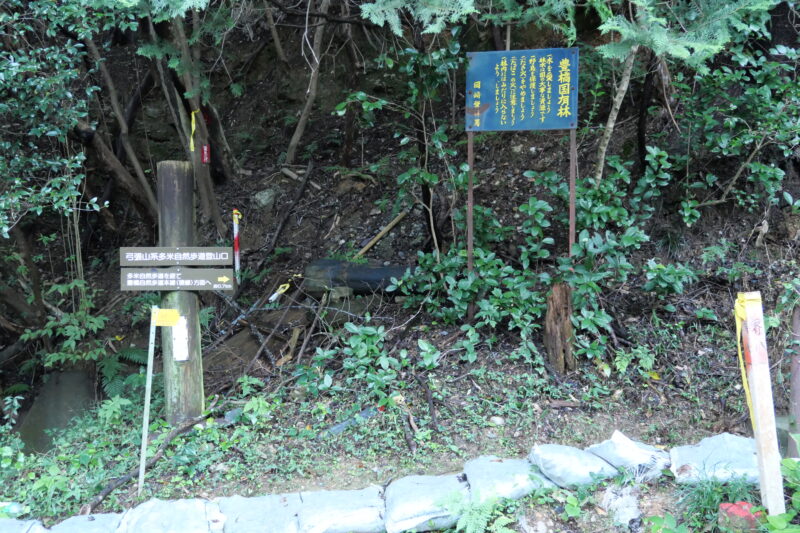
[158,161,204,425]
[738,291,786,515]
[790,305,800,458]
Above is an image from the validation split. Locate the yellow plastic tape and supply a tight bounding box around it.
[190,109,199,152]
[734,293,757,432]
[233,208,242,223]
[268,283,291,302]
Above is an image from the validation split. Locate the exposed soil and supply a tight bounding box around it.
[4,16,798,531]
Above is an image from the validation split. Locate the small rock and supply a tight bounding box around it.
[254,189,277,210]
[512,145,523,153]
[488,416,505,427]
[600,486,641,527]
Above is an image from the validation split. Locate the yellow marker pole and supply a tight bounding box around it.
[137,306,159,496]
[736,292,785,515]
[138,307,181,496]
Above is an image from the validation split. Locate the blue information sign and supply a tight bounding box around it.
[466,48,578,131]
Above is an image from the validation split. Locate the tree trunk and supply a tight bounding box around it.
[264,2,288,64]
[75,121,158,223]
[285,0,330,166]
[10,225,46,324]
[84,38,159,215]
[592,45,639,188]
[339,3,360,167]
[172,16,227,237]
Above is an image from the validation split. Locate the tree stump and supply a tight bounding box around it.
[544,283,575,374]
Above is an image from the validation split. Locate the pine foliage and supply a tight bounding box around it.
[480,0,578,43]
[598,0,780,68]
[360,0,477,34]
[147,0,211,18]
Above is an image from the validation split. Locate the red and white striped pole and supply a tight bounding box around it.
[232,209,242,285]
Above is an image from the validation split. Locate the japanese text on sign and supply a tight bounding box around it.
[466,48,578,131]
[119,247,233,266]
[124,251,229,263]
[120,267,234,292]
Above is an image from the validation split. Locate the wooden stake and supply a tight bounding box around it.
[738,291,786,515]
[158,161,204,425]
[353,211,408,259]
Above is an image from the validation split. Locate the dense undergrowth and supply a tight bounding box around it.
[1,0,799,530]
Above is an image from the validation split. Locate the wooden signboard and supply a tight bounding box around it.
[121,267,234,291]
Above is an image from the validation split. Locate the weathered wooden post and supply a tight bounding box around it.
[158,161,204,424]
[737,291,785,515]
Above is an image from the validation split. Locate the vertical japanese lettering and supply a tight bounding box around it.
[557,58,571,117]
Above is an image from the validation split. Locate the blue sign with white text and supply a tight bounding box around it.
[466,48,579,131]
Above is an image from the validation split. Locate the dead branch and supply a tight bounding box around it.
[250,161,315,282]
[401,415,418,454]
[0,340,26,368]
[281,167,322,190]
[353,211,408,259]
[296,292,328,365]
[79,413,206,515]
[243,283,307,376]
[413,373,440,432]
[266,0,374,26]
[695,134,768,208]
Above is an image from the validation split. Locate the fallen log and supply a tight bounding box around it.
[303,259,410,296]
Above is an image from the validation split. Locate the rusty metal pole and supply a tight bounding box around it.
[466,131,475,321]
[467,131,475,272]
[158,161,204,425]
[790,305,800,457]
[569,129,577,256]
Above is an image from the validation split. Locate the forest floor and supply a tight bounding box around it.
[4,31,799,532]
